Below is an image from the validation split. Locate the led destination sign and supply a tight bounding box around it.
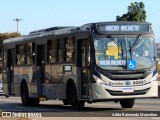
[105,25,139,32]
[97,23,150,34]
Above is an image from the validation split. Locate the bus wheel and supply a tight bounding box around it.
[70,84,85,110]
[21,83,30,106]
[120,99,135,108]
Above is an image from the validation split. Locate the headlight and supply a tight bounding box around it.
[92,75,106,85]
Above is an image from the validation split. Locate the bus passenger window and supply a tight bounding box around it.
[16,44,25,65]
[66,36,75,62]
[16,43,35,65]
[26,43,35,64]
[58,50,64,62]
[58,39,65,62]
[3,49,7,66]
[47,39,57,63]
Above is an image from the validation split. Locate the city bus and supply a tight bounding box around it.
[2,21,158,109]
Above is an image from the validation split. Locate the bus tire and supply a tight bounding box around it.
[70,84,85,110]
[21,83,31,106]
[21,83,40,106]
[120,99,135,108]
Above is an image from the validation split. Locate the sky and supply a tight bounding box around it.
[0,0,160,42]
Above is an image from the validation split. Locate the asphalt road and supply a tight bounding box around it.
[0,96,160,119]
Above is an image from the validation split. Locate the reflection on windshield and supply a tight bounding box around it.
[94,37,155,70]
[127,37,155,69]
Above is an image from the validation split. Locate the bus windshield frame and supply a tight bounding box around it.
[94,35,155,70]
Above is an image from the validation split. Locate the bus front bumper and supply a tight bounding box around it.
[91,81,158,100]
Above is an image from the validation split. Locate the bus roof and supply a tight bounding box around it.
[29,26,76,35]
[3,25,91,45]
[3,27,78,45]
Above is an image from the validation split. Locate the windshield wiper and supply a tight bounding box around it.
[131,35,142,50]
[107,35,119,47]
[129,35,142,60]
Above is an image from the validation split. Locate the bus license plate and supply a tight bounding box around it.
[122,88,134,93]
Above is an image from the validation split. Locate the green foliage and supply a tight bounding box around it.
[0,32,20,40]
[117,2,147,22]
[0,32,20,51]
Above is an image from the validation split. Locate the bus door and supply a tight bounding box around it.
[6,49,14,95]
[77,39,91,99]
[36,44,45,97]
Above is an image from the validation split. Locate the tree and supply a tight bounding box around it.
[0,32,20,40]
[116,2,147,21]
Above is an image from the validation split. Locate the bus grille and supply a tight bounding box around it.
[102,70,152,80]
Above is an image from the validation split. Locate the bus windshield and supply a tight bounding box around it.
[94,37,155,70]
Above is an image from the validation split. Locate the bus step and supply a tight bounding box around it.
[39,97,47,101]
